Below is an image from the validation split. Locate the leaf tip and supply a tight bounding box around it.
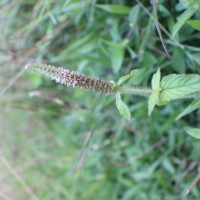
[115,92,131,120]
[186,128,200,139]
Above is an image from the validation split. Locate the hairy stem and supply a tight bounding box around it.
[116,86,153,96]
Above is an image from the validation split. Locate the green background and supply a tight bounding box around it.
[1,0,200,199]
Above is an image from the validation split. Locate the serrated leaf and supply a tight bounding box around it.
[96,4,131,15]
[152,68,161,90]
[117,70,139,86]
[172,8,197,37]
[159,74,200,102]
[148,91,159,115]
[187,20,200,31]
[186,128,200,139]
[176,96,200,120]
[115,92,131,120]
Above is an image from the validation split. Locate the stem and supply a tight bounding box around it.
[0,67,27,97]
[116,86,153,96]
[152,0,171,59]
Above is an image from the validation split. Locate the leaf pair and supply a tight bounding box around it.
[116,68,200,122]
[115,70,139,120]
[148,69,161,115]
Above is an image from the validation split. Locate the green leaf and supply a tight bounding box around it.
[152,68,161,90]
[158,5,171,17]
[178,0,200,9]
[187,20,200,31]
[162,158,175,174]
[117,70,139,86]
[115,92,131,120]
[159,74,200,103]
[129,5,140,26]
[176,96,200,120]
[172,48,186,73]
[125,68,149,86]
[189,53,200,65]
[148,91,159,116]
[104,41,126,73]
[172,8,197,37]
[140,51,157,67]
[96,4,131,15]
[127,47,137,59]
[148,69,161,115]
[186,128,200,139]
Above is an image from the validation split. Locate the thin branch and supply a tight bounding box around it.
[186,172,200,195]
[71,129,95,172]
[152,0,171,59]
[135,0,184,49]
[0,67,27,97]
[0,156,39,200]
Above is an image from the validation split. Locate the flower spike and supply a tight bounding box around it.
[26,63,115,94]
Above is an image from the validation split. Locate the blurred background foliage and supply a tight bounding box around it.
[1,0,200,199]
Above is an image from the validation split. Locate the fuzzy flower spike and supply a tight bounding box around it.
[25,63,116,94]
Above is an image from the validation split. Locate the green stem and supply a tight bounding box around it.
[116,87,153,96]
